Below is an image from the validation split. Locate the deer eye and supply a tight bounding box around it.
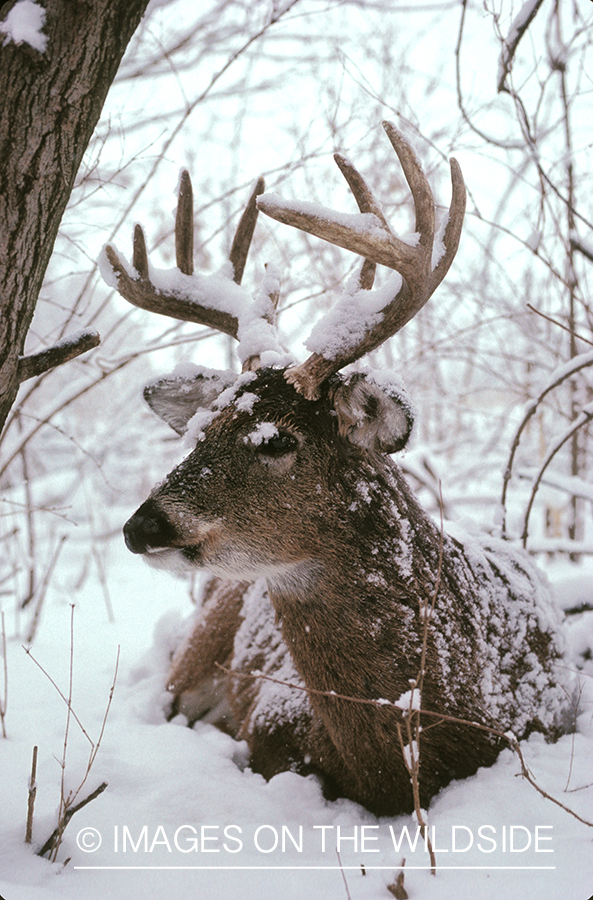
[257,431,299,456]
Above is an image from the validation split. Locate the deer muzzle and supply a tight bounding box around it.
[123,498,180,555]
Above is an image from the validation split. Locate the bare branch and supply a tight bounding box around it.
[497,0,547,94]
[215,662,593,829]
[521,408,593,548]
[17,330,100,384]
[37,782,108,859]
[501,348,593,537]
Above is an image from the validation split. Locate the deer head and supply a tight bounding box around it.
[105,121,464,571]
[103,123,567,817]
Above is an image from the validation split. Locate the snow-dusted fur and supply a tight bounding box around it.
[125,368,569,816]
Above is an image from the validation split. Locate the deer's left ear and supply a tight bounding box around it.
[331,373,414,455]
[143,367,236,435]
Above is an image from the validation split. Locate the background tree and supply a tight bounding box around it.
[0,0,150,432]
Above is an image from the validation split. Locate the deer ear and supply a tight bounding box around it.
[143,367,236,436]
[331,373,414,455]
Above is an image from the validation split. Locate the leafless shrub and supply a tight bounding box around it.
[23,606,119,862]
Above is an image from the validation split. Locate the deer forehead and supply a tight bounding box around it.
[193,372,332,442]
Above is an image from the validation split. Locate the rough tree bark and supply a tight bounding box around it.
[0,0,151,434]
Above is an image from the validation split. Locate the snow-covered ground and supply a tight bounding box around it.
[0,523,592,900]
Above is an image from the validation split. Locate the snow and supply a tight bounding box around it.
[534,348,593,398]
[183,372,258,444]
[244,423,279,446]
[236,264,294,371]
[393,689,421,712]
[0,529,591,900]
[518,468,593,505]
[304,272,403,360]
[431,212,447,270]
[184,407,218,445]
[145,264,249,318]
[97,245,125,290]
[0,0,47,52]
[258,194,388,241]
[402,739,418,769]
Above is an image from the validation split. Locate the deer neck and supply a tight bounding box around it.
[264,459,437,708]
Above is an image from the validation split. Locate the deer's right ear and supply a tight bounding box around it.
[331,373,414,455]
[143,368,236,436]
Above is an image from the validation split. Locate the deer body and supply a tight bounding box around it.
[107,122,568,816]
[124,368,565,816]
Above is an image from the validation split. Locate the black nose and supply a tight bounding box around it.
[123,499,178,554]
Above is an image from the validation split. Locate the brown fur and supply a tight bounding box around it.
[125,369,568,816]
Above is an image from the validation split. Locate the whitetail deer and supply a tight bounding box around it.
[104,123,567,817]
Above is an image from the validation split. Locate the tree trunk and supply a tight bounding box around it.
[0,0,150,433]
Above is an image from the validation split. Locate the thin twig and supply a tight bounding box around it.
[394,486,444,875]
[49,605,77,863]
[526,303,593,348]
[561,680,584,794]
[29,615,119,862]
[25,745,38,844]
[496,0,546,94]
[335,849,352,900]
[25,535,67,643]
[84,645,120,777]
[37,782,108,859]
[23,644,94,747]
[392,484,445,874]
[500,351,593,536]
[18,419,36,612]
[215,663,593,829]
[521,409,593,548]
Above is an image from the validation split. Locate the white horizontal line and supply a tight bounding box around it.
[74,865,557,871]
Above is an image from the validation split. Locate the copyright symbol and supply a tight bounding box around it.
[76,827,102,852]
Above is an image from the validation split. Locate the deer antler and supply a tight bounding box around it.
[103,123,464,396]
[102,174,266,342]
[257,121,466,399]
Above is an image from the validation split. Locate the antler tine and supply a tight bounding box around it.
[230,176,265,285]
[333,153,390,225]
[332,155,378,294]
[358,258,376,291]
[102,177,270,342]
[259,122,466,400]
[431,157,465,287]
[132,223,149,279]
[103,238,240,338]
[175,170,194,276]
[258,182,418,274]
[381,121,435,254]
